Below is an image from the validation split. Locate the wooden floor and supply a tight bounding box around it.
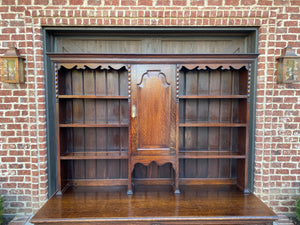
[31,185,277,225]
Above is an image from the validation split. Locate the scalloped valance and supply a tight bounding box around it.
[58,63,128,70]
[179,63,249,71]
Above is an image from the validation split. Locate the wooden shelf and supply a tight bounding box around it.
[179,151,246,159]
[179,122,247,127]
[59,95,128,99]
[59,122,129,128]
[179,95,247,99]
[60,151,129,160]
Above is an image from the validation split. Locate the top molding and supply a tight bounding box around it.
[47,53,258,70]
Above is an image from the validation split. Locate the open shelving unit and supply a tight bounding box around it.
[178,65,250,190]
[49,54,256,194]
[55,65,129,193]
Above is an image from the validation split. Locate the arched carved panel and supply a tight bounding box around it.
[138,70,170,88]
[137,70,171,149]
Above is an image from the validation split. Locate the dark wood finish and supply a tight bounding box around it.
[178,66,251,193]
[59,123,128,127]
[47,53,258,65]
[179,95,247,99]
[179,122,247,127]
[40,53,277,225]
[52,55,256,193]
[60,151,129,160]
[179,151,246,159]
[129,64,179,194]
[31,185,277,225]
[55,66,129,193]
[59,95,128,99]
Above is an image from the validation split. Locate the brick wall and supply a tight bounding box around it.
[0,0,299,216]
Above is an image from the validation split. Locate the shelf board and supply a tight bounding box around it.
[60,122,129,128]
[59,95,128,99]
[179,151,246,159]
[179,95,247,99]
[60,151,129,160]
[179,122,247,127]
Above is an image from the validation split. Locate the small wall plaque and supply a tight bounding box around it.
[277,46,300,83]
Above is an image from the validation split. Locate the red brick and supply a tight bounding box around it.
[257,0,272,5]
[2,157,16,162]
[225,0,239,5]
[0,90,12,95]
[87,0,101,4]
[2,28,17,33]
[276,169,289,174]
[70,0,83,4]
[289,28,300,33]
[4,97,18,103]
[280,90,294,95]
[282,34,297,40]
[1,131,15,136]
[240,0,255,4]
[5,111,20,117]
[2,0,16,4]
[121,0,136,5]
[0,104,12,110]
[1,13,16,19]
[11,6,25,12]
[284,21,298,26]
[290,14,300,20]
[207,0,222,5]
[10,202,24,208]
[10,177,24,182]
[53,0,67,4]
[291,0,300,5]
[173,0,186,5]
[34,0,48,4]
[283,176,296,181]
[3,183,17,188]
[138,0,152,5]
[277,156,291,162]
[18,0,32,5]
[156,0,170,5]
[286,7,300,13]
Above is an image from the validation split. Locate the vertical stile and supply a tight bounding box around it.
[70,69,74,183]
[119,70,121,152]
[245,64,252,192]
[230,70,235,178]
[219,70,222,151]
[105,69,109,177]
[55,63,62,194]
[196,70,199,152]
[218,70,222,178]
[175,64,180,192]
[127,64,132,194]
[82,70,86,179]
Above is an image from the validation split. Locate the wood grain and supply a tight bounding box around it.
[53,54,256,196]
[31,185,277,225]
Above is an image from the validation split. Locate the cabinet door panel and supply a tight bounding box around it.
[131,64,176,154]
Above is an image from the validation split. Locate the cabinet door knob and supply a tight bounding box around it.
[132,105,136,118]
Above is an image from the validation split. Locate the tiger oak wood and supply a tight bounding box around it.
[35,53,278,225]
[51,54,257,192]
[31,185,277,225]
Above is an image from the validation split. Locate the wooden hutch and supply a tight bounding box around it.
[31,53,277,225]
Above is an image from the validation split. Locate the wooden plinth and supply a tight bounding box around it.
[31,185,277,225]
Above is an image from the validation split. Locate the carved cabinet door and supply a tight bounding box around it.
[130,64,177,157]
